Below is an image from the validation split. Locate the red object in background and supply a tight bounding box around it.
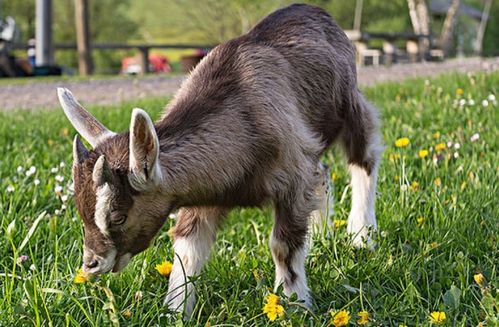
[121,53,171,74]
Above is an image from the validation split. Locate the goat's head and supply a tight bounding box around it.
[58,88,170,274]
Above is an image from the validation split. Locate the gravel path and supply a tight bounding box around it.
[0,57,497,111]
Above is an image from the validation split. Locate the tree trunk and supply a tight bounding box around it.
[440,0,460,56]
[407,0,430,58]
[407,0,421,34]
[75,0,93,76]
[475,0,492,56]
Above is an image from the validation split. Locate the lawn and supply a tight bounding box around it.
[0,72,497,326]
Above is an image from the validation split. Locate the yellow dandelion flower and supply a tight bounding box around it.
[455,88,464,96]
[155,261,173,277]
[334,219,347,229]
[62,127,70,136]
[417,217,425,227]
[394,175,400,182]
[433,131,441,139]
[431,242,439,249]
[435,143,446,152]
[474,273,485,287]
[395,137,410,148]
[389,153,401,161]
[430,311,446,325]
[411,181,419,191]
[399,324,408,327]
[331,310,350,327]
[418,149,429,158]
[332,172,338,182]
[357,311,369,325]
[122,309,132,319]
[262,293,285,321]
[73,268,89,284]
[434,178,442,187]
[48,139,54,146]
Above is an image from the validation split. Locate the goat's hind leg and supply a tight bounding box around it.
[165,207,226,316]
[310,162,333,235]
[342,93,383,248]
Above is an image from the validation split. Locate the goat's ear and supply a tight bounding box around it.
[73,135,89,164]
[57,88,115,147]
[93,155,112,187]
[128,108,162,191]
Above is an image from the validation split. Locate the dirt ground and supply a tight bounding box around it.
[0,57,497,111]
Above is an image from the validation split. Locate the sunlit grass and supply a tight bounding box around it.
[0,72,497,326]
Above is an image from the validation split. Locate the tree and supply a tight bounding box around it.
[440,0,460,56]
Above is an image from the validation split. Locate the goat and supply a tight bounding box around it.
[58,4,382,316]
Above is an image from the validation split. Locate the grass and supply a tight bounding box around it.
[0,72,498,326]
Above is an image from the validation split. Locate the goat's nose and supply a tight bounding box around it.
[85,259,99,269]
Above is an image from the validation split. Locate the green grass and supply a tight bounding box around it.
[0,72,498,326]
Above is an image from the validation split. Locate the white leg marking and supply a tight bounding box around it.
[347,164,378,248]
[165,224,216,316]
[269,234,311,307]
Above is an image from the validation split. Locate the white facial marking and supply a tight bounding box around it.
[95,183,113,236]
[83,247,117,274]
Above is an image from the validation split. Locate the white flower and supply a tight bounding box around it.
[468,99,475,106]
[54,185,63,194]
[61,194,68,202]
[54,209,61,215]
[454,143,461,149]
[488,94,496,102]
[26,166,36,177]
[50,167,58,173]
[59,162,66,168]
[34,179,40,186]
[61,204,67,210]
[400,184,409,191]
[482,99,489,107]
[470,133,480,142]
[459,99,466,106]
[6,185,15,193]
[29,264,36,271]
[16,166,24,173]
[55,175,64,183]
[453,152,459,158]
[447,141,453,148]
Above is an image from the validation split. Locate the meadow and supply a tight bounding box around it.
[0,71,497,326]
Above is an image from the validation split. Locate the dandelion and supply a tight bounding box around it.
[74,268,89,284]
[332,172,338,182]
[155,261,173,277]
[411,181,419,191]
[433,131,440,139]
[16,255,29,265]
[418,149,429,158]
[474,273,485,287]
[394,175,400,182]
[55,175,64,183]
[6,185,15,193]
[334,219,347,229]
[435,143,446,152]
[122,309,132,319]
[470,133,479,142]
[34,179,40,186]
[417,217,425,227]
[481,99,489,107]
[357,311,369,325]
[434,178,442,187]
[62,127,69,136]
[455,88,464,96]
[262,293,285,321]
[395,137,410,148]
[389,153,401,161]
[430,311,446,325]
[330,310,350,327]
[48,139,54,146]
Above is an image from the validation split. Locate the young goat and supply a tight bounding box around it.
[58,4,382,316]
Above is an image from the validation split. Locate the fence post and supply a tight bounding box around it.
[138,47,149,74]
[75,0,93,75]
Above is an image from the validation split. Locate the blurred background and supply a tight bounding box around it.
[0,0,497,77]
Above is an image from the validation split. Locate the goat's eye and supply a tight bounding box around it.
[112,214,127,225]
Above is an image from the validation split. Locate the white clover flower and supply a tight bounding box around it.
[29,264,36,271]
[50,167,58,173]
[454,143,461,149]
[17,166,24,173]
[468,99,475,106]
[459,99,466,106]
[26,166,36,177]
[59,162,66,168]
[482,99,489,107]
[488,94,496,102]
[54,185,63,194]
[470,133,480,142]
[6,185,15,193]
[453,152,459,158]
[61,204,67,210]
[61,195,68,202]
[447,141,453,148]
[34,179,40,186]
[55,175,64,183]
[400,184,409,191]
[54,209,61,215]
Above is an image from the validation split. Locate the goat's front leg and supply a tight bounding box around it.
[165,207,225,316]
[271,188,316,307]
